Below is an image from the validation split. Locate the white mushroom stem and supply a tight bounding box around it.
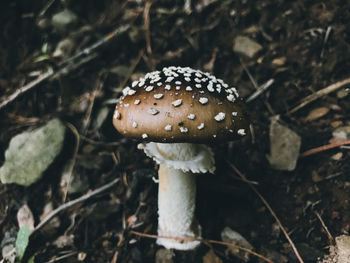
[157,163,201,250]
[137,142,215,250]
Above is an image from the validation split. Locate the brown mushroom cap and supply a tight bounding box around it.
[113,66,249,143]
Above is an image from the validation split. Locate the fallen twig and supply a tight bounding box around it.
[33,177,120,234]
[239,57,275,114]
[144,1,153,54]
[58,24,131,68]
[246,78,275,102]
[239,57,258,89]
[81,72,107,135]
[226,161,305,263]
[80,135,120,146]
[45,251,77,263]
[300,140,350,157]
[61,122,80,202]
[130,231,274,263]
[52,53,98,80]
[0,24,132,111]
[320,26,332,58]
[0,68,54,110]
[287,77,350,114]
[38,0,57,17]
[314,211,334,245]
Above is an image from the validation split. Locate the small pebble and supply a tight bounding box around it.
[304,107,330,122]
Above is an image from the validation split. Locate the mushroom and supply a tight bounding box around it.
[113,66,249,250]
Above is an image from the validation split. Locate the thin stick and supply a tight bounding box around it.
[239,57,275,114]
[80,135,120,146]
[58,24,131,67]
[246,79,274,102]
[33,178,120,234]
[300,140,350,157]
[45,251,77,263]
[314,211,334,245]
[117,49,144,91]
[130,231,274,263]
[52,53,98,80]
[320,26,332,58]
[0,68,54,110]
[226,161,305,263]
[0,24,132,111]
[38,0,57,17]
[288,77,350,114]
[239,57,258,89]
[62,123,80,202]
[144,1,153,54]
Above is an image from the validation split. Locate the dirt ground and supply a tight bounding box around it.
[0,0,349,262]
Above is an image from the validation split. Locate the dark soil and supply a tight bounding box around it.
[0,0,349,262]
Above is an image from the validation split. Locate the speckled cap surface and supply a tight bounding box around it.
[113,66,249,143]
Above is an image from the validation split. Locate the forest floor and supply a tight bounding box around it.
[0,0,349,262]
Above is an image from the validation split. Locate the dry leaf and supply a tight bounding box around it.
[17,204,34,232]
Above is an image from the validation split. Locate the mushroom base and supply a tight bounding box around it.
[156,163,201,250]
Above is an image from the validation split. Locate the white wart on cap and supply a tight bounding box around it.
[113,66,249,143]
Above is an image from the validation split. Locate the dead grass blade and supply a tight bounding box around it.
[226,161,305,263]
[62,122,80,202]
[314,211,334,246]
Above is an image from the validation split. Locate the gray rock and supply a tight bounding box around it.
[0,119,66,186]
[155,249,174,263]
[221,227,253,262]
[267,116,301,171]
[52,9,78,32]
[203,249,223,263]
[336,235,350,263]
[319,235,350,263]
[332,126,350,141]
[53,38,75,57]
[1,244,16,263]
[233,36,262,58]
[37,18,51,30]
[337,88,349,99]
[1,228,17,263]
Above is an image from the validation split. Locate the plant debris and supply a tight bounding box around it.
[267,116,301,171]
[319,235,350,263]
[0,0,349,262]
[0,119,66,186]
